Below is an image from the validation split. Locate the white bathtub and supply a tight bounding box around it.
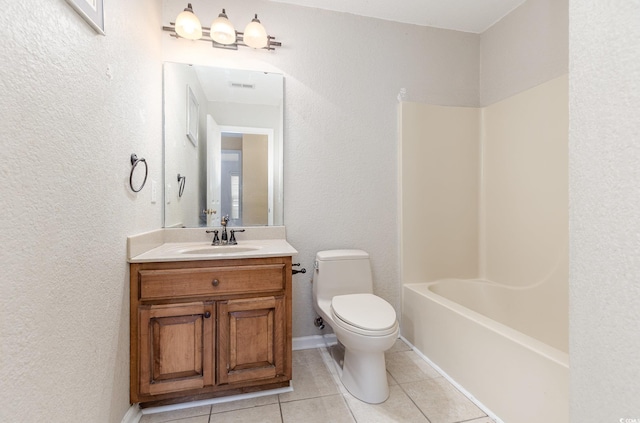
[402,279,569,423]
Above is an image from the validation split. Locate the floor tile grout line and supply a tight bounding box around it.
[318,344,366,422]
[324,342,423,423]
[338,392,359,423]
[395,379,433,423]
[446,382,490,420]
[279,391,348,404]
[207,397,282,416]
[456,417,493,423]
[277,394,284,423]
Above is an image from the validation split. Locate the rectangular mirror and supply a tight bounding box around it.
[163,62,284,227]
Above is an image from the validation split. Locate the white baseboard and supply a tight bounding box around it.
[121,404,142,423]
[292,334,337,350]
[141,385,293,415]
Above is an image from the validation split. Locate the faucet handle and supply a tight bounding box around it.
[229,229,245,245]
[221,215,229,226]
[206,229,220,245]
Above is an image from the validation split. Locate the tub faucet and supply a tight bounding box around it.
[220,215,229,244]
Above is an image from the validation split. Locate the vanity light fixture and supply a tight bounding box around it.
[163,3,281,51]
[210,9,236,45]
[174,3,202,40]
[243,14,268,49]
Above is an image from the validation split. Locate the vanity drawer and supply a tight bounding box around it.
[138,264,285,300]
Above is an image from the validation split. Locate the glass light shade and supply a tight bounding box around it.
[243,15,268,49]
[175,4,202,40]
[211,10,236,45]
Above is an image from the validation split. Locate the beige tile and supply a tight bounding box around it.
[210,394,279,414]
[465,418,495,423]
[279,349,340,402]
[343,384,429,423]
[208,403,282,423]
[318,346,351,395]
[385,351,440,384]
[139,406,211,423]
[281,394,355,423]
[402,378,486,423]
[386,338,413,355]
[328,343,346,368]
[161,417,209,423]
[386,371,398,386]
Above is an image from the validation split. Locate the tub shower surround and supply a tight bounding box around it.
[400,75,569,423]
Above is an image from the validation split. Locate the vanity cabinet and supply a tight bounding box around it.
[130,256,292,406]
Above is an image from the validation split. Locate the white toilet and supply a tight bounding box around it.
[312,249,399,404]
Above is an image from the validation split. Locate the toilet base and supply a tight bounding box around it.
[341,348,390,404]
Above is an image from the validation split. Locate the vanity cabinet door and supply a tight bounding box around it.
[138,302,214,396]
[217,296,285,385]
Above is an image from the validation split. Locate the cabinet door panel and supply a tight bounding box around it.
[139,302,214,396]
[218,296,284,385]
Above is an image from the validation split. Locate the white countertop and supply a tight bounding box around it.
[129,239,298,263]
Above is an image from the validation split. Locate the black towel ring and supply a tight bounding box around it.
[129,154,148,193]
[177,174,186,198]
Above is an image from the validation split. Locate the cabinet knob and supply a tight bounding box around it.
[212,279,220,287]
[204,311,211,319]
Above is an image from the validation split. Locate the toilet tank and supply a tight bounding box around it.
[313,250,373,302]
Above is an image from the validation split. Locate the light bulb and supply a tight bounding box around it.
[243,14,268,49]
[211,9,236,45]
[175,3,202,40]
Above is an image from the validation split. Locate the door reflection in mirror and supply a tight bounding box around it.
[220,132,270,226]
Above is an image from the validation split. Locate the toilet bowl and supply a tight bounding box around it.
[312,250,399,403]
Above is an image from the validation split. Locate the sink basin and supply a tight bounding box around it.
[179,245,260,255]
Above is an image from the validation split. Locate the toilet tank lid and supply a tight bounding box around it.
[316,249,369,261]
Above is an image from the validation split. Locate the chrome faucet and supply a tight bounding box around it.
[220,215,229,244]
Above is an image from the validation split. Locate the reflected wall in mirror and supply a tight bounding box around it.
[163,62,284,228]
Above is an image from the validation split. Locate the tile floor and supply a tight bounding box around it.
[140,339,495,423]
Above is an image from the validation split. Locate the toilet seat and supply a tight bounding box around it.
[331,294,398,336]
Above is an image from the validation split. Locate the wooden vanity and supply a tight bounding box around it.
[129,255,292,407]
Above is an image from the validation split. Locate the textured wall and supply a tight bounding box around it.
[0,1,579,420]
[162,0,481,337]
[569,2,640,422]
[480,0,568,106]
[0,1,162,422]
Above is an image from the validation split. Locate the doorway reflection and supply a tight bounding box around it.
[220,132,269,226]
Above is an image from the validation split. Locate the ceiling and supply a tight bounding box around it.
[268,0,526,33]
[194,65,282,105]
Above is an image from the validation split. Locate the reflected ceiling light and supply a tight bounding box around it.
[174,3,202,40]
[163,4,281,51]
